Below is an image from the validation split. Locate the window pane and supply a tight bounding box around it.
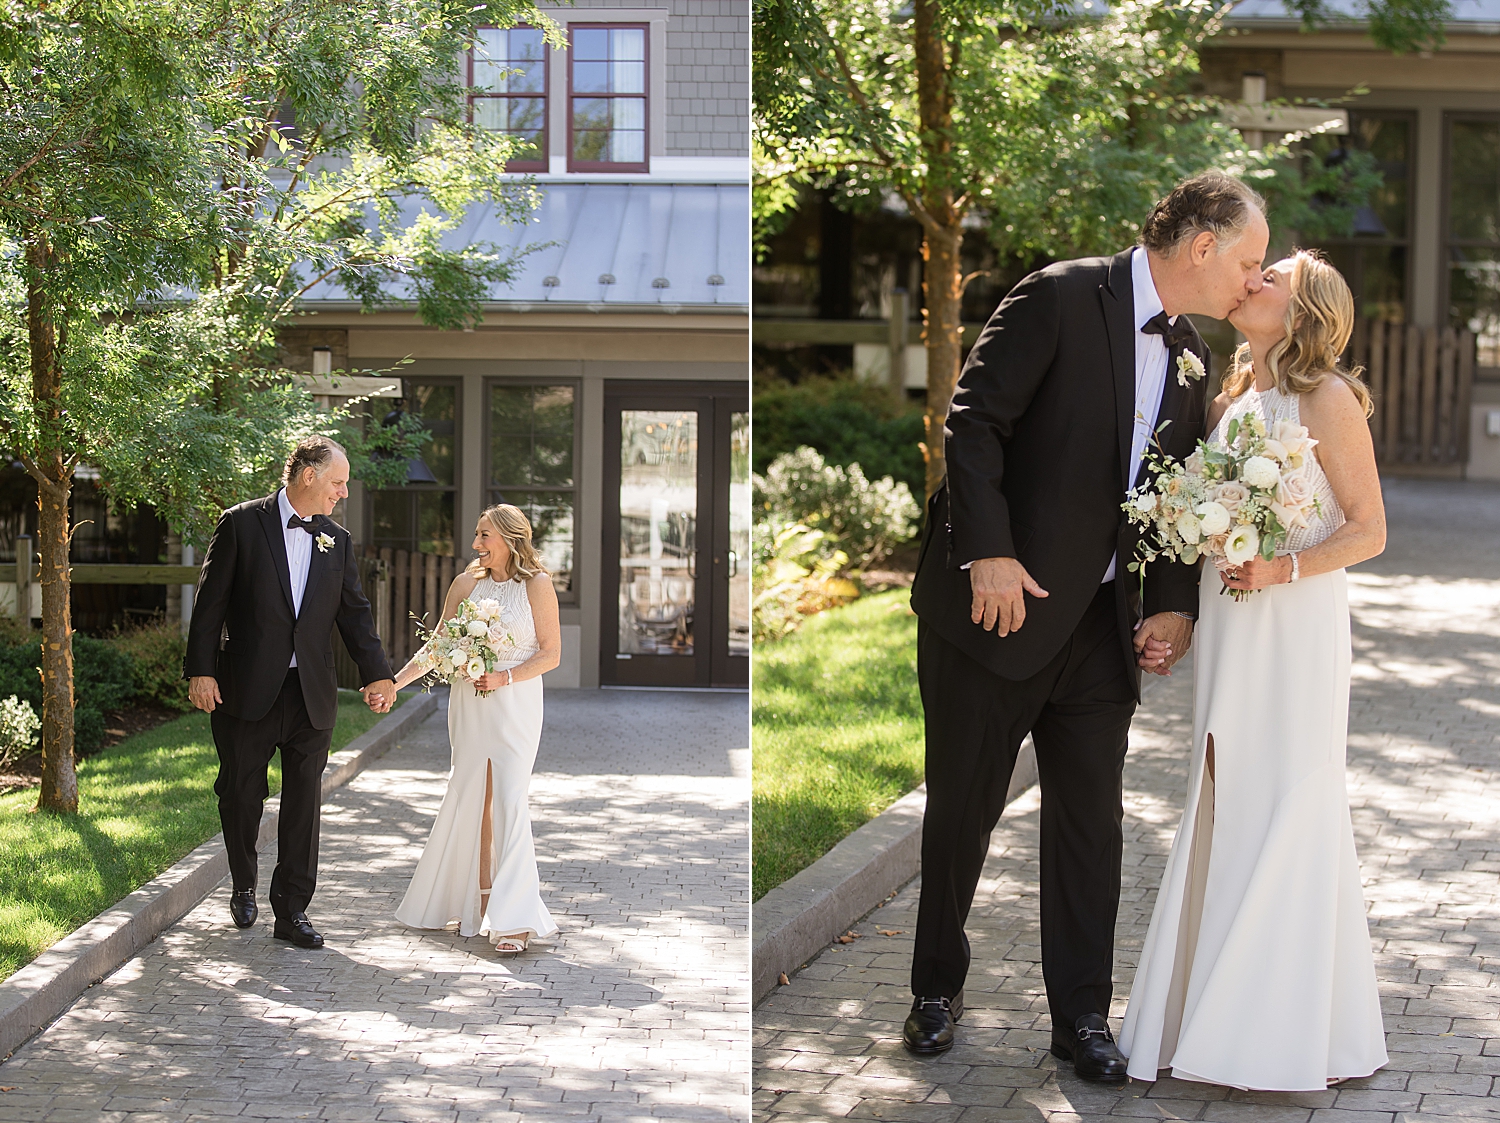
[574,60,610,93]
[408,384,456,487]
[572,97,610,130]
[1449,121,1500,244]
[490,490,574,596]
[489,384,575,487]
[370,490,412,552]
[618,410,697,656]
[572,125,610,164]
[1358,116,1410,240]
[415,490,455,557]
[610,128,645,165]
[610,60,645,94]
[612,98,645,130]
[1450,248,1500,367]
[510,28,544,63]
[574,27,609,60]
[728,412,749,658]
[611,27,645,61]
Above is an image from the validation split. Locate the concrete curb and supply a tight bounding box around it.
[752,737,1037,1004]
[0,689,440,1060]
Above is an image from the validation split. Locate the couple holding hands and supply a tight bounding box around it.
[185,437,560,955]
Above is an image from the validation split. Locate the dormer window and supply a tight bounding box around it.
[470,27,548,172]
[568,25,648,172]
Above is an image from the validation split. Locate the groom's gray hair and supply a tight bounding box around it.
[283,435,347,486]
[1141,172,1265,257]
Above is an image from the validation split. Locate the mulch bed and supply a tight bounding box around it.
[0,702,186,797]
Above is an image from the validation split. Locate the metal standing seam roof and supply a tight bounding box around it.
[299,182,749,311]
[1224,0,1500,23]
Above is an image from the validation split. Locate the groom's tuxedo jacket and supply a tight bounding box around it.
[184,494,392,729]
[910,248,1208,694]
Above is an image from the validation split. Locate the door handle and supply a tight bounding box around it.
[727,550,738,578]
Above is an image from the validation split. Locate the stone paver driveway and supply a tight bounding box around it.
[1,688,750,1122]
[755,478,1500,1121]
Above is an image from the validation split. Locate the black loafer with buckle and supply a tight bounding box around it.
[1050,1012,1128,1082]
[901,990,964,1056]
[229,888,257,929]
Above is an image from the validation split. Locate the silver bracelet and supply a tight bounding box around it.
[1289,552,1301,583]
[505,668,513,687]
[1170,611,1197,622]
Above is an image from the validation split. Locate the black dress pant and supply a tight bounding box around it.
[911,580,1138,1032]
[212,667,333,920]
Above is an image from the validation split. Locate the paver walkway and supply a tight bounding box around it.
[0,688,750,1122]
[755,477,1500,1121]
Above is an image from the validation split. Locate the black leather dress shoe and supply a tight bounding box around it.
[901,990,964,1056]
[273,912,325,949]
[229,889,257,929]
[1050,1013,1128,1082]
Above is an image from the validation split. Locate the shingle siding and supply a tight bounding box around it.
[566,0,747,156]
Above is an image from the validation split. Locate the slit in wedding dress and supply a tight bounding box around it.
[479,760,494,916]
[1159,733,1215,1068]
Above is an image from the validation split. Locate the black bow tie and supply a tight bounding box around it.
[287,514,318,534]
[1142,310,1195,349]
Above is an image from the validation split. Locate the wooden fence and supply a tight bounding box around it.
[1350,319,1476,474]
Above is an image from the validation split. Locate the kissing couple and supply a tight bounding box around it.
[907,172,1390,1091]
[187,436,561,954]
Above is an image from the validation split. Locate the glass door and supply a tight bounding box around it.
[602,384,748,687]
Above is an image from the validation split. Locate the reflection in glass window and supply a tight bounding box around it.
[1447,119,1500,369]
[569,26,647,170]
[1315,114,1411,323]
[727,412,750,658]
[618,410,697,656]
[471,27,547,170]
[489,384,577,598]
[367,382,458,558]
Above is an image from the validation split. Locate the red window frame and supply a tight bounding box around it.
[468,25,549,173]
[566,22,650,174]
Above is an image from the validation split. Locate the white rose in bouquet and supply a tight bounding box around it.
[1241,455,1281,490]
[476,598,501,621]
[1195,501,1231,536]
[467,619,489,638]
[1175,511,1203,544]
[1224,523,1261,565]
[1266,420,1317,468]
[1271,467,1316,529]
[487,621,511,646]
[1213,481,1250,513]
[1183,448,1206,478]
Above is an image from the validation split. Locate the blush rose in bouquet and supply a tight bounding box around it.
[410,596,518,694]
[1124,415,1321,600]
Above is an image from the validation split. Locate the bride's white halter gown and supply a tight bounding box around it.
[395,573,558,946]
[1120,385,1387,1090]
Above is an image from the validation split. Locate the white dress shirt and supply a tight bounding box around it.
[278,488,314,666]
[1102,246,1176,583]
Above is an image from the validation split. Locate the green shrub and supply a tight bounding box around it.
[0,630,138,754]
[753,446,920,571]
[751,374,925,498]
[110,622,192,712]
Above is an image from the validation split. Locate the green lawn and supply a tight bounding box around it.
[753,589,924,901]
[0,691,402,982]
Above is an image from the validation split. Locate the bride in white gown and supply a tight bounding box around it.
[391,504,561,953]
[1121,251,1389,1090]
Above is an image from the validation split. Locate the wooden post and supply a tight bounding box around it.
[379,547,394,644]
[888,288,909,394]
[1419,325,1439,464]
[15,534,31,622]
[1456,328,1477,471]
[392,549,409,664]
[424,552,438,630]
[1401,325,1421,461]
[1437,327,1458,463]
[1367,320,1386,462]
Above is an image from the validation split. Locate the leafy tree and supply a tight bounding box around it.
[755,0,1419,498]
[0,0,554,812]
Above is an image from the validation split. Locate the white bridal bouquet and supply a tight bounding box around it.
[411,597,518,694]
[1123,414,1321,599]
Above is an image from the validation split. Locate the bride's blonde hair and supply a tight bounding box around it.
[465,504,547,583]
[1223,249,1374,418]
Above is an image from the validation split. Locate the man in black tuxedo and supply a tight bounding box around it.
[905,173,1271,1077]
[186,437,395,949]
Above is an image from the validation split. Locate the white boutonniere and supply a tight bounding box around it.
[1176,351,1207,388]
[315,532,335,553]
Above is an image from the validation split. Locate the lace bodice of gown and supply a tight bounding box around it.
[1208,384,1345,554]
[469,573,540,667]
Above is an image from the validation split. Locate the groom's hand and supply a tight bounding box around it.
[362,679,395,713]
[188,676,222,713]
[969,557,1049,636]
[1134,613,1193,675]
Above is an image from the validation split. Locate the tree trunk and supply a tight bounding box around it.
[912,0,964,501]
[27,237,77,814]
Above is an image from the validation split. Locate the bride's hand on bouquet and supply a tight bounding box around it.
[1218,555,1293,592]
[474,669,512,692]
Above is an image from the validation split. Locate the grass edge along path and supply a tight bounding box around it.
[0,690,403,982]
[753,588,923,901]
